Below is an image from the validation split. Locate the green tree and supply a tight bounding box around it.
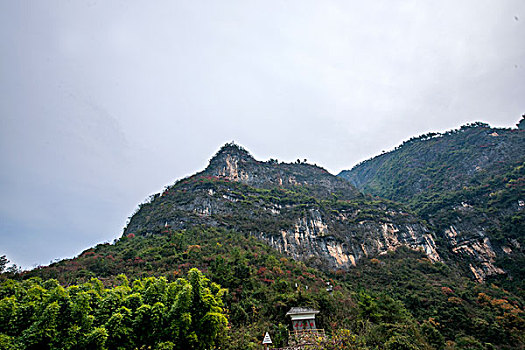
[0,256,8,274]
[0,269,228,350]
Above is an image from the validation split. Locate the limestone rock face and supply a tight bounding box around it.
[203,143,361,200]
[254,211,440,269]
[338,124,525,280]
[125,143,443,272]
[444,224,506,281]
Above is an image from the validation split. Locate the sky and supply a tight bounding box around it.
[1,1,524,269]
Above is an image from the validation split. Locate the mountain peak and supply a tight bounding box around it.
[210,142,254,162]
[201,143,360,199]
[204,142,257,182]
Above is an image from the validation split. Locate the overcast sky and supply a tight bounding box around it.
[1,1,524,269]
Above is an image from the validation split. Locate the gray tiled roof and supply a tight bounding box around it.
[286,307,320,315]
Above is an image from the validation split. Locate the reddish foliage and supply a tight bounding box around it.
[187,245,201,252]
[441,286,454,295]
[304,272,316,279]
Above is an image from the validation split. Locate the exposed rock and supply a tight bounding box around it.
[446,225,505,280]
[253,211,440,269]
[338,123,525,280]
[203,143,361,200]
[125,143,441,271]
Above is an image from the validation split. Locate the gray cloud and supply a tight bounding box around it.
[1,0,524,268]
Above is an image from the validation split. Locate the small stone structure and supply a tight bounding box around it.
[286,307,325,347]
[264,307,326,349]
[287,307,319,330]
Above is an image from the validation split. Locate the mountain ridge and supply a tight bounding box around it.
[338,121,524,282]
[123,142,441,271]
[7,121,525,350]
[200,142,361,199]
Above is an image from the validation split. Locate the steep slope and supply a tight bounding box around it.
[124,143,440,270]
[202,142,361,200]
[11,141,525,349]
[339,122,525,282]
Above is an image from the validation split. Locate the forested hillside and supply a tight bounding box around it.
[339,122,524,284]
[10,226,525,349]
[339,122,524,203]
[1,268,227,350]
[2,126,524,350]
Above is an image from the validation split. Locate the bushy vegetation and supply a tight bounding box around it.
[341,125,524,205]
[12,227,525,349]
[339,247,524,348]
[0,268,227,350]
[339,123,525,286]
[21,227,355,348]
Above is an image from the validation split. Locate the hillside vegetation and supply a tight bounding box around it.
[13,226,525,349]
[2,124,524,350]
[339,122,524,285]
[1,268,227,350]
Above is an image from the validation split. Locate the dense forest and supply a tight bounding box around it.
[339,123,524,289]
[3,226,523,349]
[1,268,227,350]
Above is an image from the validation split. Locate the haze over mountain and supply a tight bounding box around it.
[1,1,524,348]
[2,1,525,269]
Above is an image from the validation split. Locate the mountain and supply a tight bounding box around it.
[203,142,361,199]
[7,137,525,349]
[124,142,440,270]
[339,122,525,283]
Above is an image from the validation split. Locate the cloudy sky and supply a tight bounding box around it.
[1,1,524,269]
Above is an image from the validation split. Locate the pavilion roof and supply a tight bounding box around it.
[286,307,320,316]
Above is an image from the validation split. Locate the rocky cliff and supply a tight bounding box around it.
[202,143,361,199]
[124,143,440,270]
[338,122,525,281]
